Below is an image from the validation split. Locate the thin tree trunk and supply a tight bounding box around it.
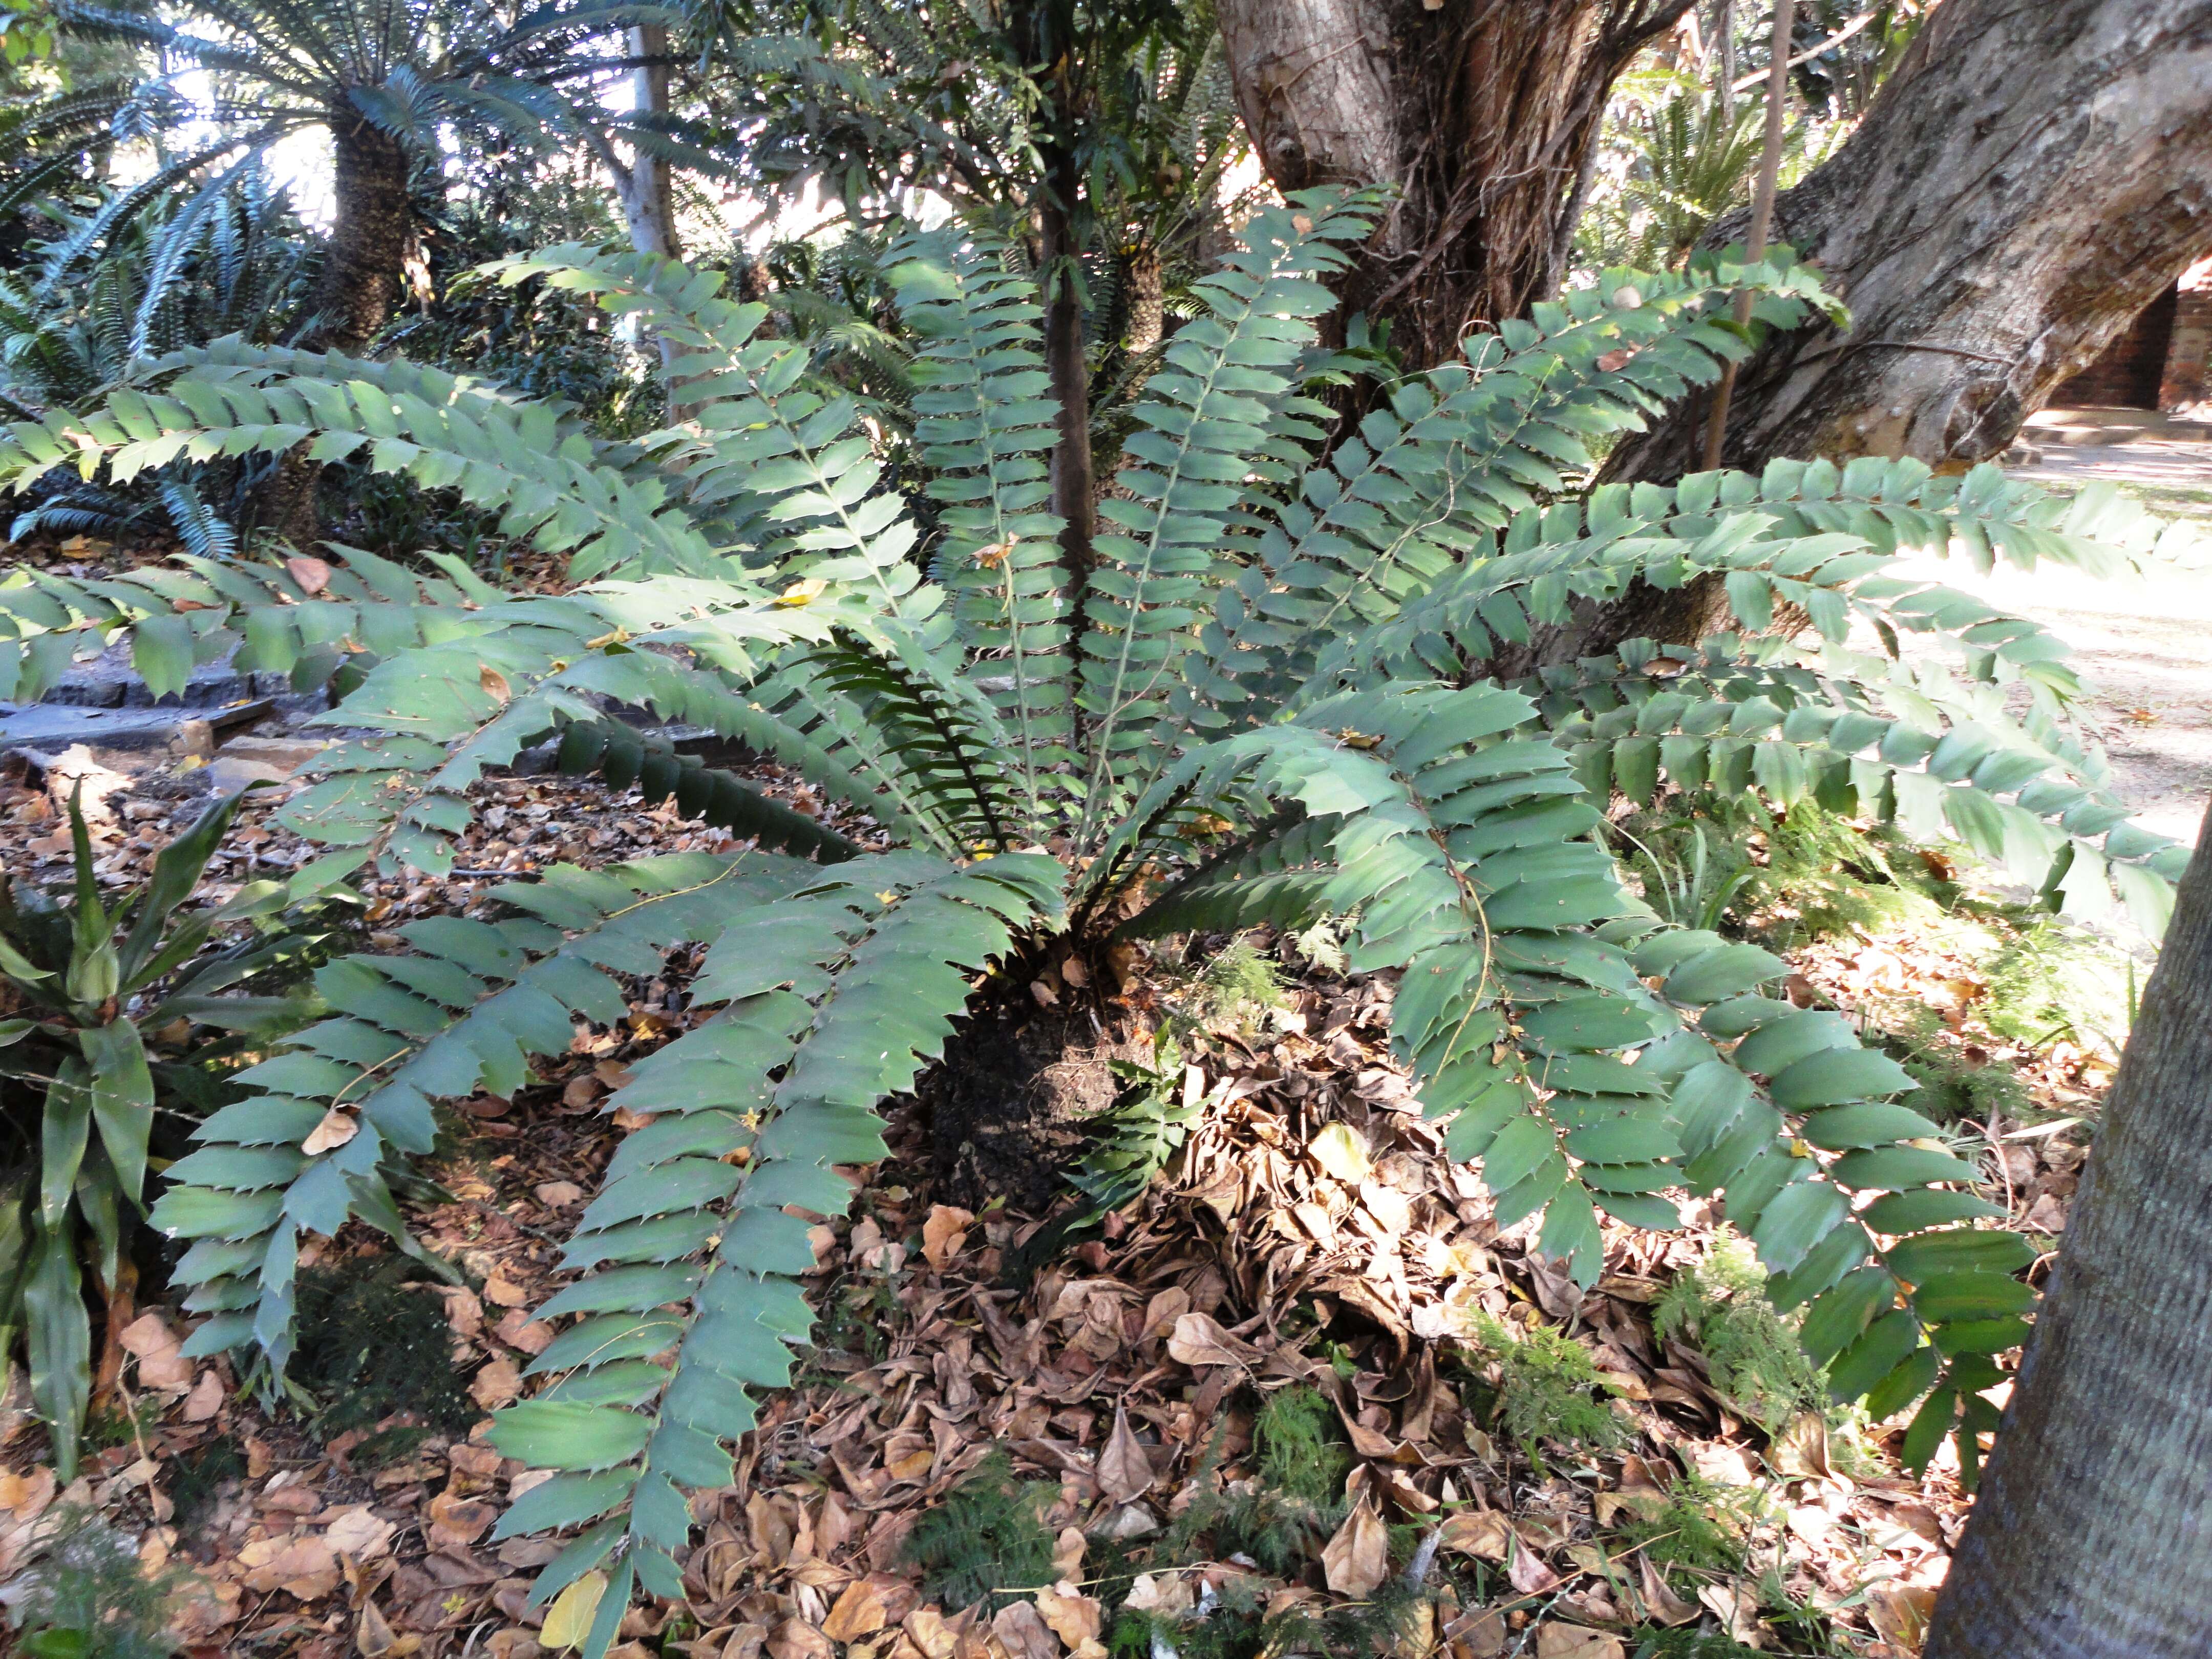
[1215,0,1696,371]
[1924,797,2212,1658]
[1041,151,1095,697]
[258,116,411,546]
[1608,0,2212,480]
[620,23,681,262]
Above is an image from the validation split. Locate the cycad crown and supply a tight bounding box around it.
[0,193,2193,1652]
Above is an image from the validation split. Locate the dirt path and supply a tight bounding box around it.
[1874,417,2212,847]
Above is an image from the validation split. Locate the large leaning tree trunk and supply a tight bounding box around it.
[1608,0,2212,481]
[258,113,413,546]
[1543,0,2212,666]
[1214,0,1695,371]
[1925,798,2212,1659]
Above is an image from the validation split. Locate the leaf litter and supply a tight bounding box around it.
[0,753,2106,1659]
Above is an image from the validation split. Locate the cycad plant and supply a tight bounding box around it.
[18,0,716,358]
[1,171,317,552]
[0,194,2194,1651]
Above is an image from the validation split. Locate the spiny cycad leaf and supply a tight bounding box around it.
[891,230,1071,795]
[1073,188,1383,811]
[491,852,1064,1613]
[152,851,810,1371]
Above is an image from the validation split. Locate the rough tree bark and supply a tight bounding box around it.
[315,118,412,356]
[258,116,412,545]
[1214,0,1696,371]
[1608,0,2212,481]
[1924,798,2212,1659]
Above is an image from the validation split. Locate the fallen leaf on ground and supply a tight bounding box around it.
[922,1204,974,1269]
[1035,1582,1103,1654]
[117,1313,193,1391]
[1097,1406,1154,1504]
[993,1600,1059,1659]
[1308,1122,1372,1183]
[540,1572,606,1650]
[1322,1498,1389,1596]
[181,1369,225,1422]
[1637,1554,1699,1626]
[427,1487,500,1549]
[324,1505,397,1562]
[1164,1312,1260,1370]
[1534,1627,1624,1659]
[471,1358,523,1409]
[1437,1508,1512,1562]
[822,1578,890,1642]
[239,1533,340,1599]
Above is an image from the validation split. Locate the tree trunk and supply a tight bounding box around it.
[1041,152,1095,675]
[620,23,681,262]
[1607,0,2212,481]
[1923,797,2212,1659]
[256,116,411,547]
[314,118,411,356]
[1215,0,1696,371]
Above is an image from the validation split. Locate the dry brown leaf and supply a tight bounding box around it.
[484,1274,528,1308]
[356,1595,399,1657]
[1866,1582,1938,1648]
[239,1532,341,1599]
[1696,1583,1763,1647]
[1507,1534,1562,1597]
[1768,1411,1833,1482]
[923,1205,975,1269]
[769,1621,835,1659]
[992,1600,1060,1659]
[324,1505,398,1562]
[1443,1607,1506,1659]
[301,1107,361,1157]
[1097,1406,1155,1504]
[182,1368,226,1422]
[481,664,513,704]
[1308,1122,1372,1183]
[1164,1312,1260,1370]
[903,1608,958,1659]
[535,1180,585,1208]
[823,1578,890,1642]
[1052,1526,1086,1582]
[427,1487,500,1549]
[1436,1508,1512,1562]
[1034,1583,1102,1652]
[472,1358,523,1410]
[1322,1498,1389,1597]
[1635,1555,1698,1627]
[1532,1627,1623,1659]
[1122,1573,1193,1616]
[117,1312,193,1391]
[286,554,333,594]
[1689,1441,1759,1487]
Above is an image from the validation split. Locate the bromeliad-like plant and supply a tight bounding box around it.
[0,192,2196,1649]
[0,786,345,1475]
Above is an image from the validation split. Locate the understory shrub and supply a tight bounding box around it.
[0,196,2194,1649]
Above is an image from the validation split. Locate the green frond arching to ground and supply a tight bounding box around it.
[0,192,2201,1652]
